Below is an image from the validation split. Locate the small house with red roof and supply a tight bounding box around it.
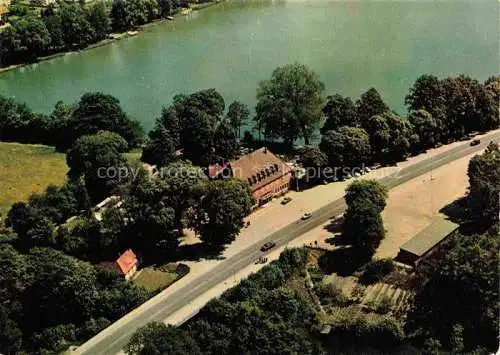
[98,249,138,280]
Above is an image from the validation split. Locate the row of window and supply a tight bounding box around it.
[247,163,281,185]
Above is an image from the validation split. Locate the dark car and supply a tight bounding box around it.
[301,212,313,220]
[281,196,292,205]
[260,242,276,252]
[470,139,480,146]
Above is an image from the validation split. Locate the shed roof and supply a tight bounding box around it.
[400,217,459,257]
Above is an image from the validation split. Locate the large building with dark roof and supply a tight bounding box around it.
[209,147,292,206]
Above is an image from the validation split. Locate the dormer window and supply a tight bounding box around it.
[247,177,253,185]
[252,176,257,184]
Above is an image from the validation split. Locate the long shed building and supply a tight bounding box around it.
[396,217,459,267]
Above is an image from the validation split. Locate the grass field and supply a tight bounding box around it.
[133,267,181,292]
[0,142,68,218]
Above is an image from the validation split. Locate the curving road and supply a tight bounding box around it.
[75,132,500,355]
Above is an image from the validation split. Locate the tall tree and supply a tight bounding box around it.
[141,124,177,167]
[59,2,93,49]
[407,233,499,352]
[66,131,129,202]
[355,88,389,126]
[87,2,110,42]
[321,94,358,133]
[213,120,239,162]
[65,92,143,149]
[255,63,325,147]
[467,142,500,225]
[320,126,371,169]
[342,180,387,255]
[405,74,445,115]
[364,111,417,162]
[408,109,439,151]
[127,322,200,355]
[226,101,250,138]
[189,179,254,250]
[344,179,388,213]
[156,161,207,231]
[23,248,99,334]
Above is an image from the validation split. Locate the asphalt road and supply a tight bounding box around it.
[76,132,500,355]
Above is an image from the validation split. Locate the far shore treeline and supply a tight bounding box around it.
[0,65,498,353]
[0,0,210,68]
[0,70,498,163]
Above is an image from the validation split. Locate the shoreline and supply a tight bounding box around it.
[0,1,220,75]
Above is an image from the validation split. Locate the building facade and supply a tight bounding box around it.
[209,147,292,206]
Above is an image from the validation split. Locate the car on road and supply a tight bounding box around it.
[281,196,292,205]
[344,173,352,179]
[354,172,361,178]
[364,167,372,173]
[470,139,480,146]
[260,242,276,252]
[301,212,313,220]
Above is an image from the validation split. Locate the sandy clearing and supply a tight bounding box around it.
[375,150,478,259]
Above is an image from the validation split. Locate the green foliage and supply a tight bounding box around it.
[363,111,417,162]
[467,142,500,225]
[406,233,499,352]
[320,126,371,168]
[343,180,387,254]
[127,248,319,355]
[344,179,388,213]
[6,202,56,250]
[326,311,404,350]
[321,93,358,132]
[342,199,385,254]
[355,87,389,125]
[141,124,177,167]
[315,282,349,306]
[226,100,250,138]
[358,258,395,285]
[155,161,207,230]
[189,179,254,249]
[408,109,439,150]
[149,89,231,166]
[66,131,129,202]
[213,119,240,161]
[66,92,143,149]
[255,63,325,147]
[127,322,200,355]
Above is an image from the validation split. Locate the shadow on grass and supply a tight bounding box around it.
[317,246,371,277]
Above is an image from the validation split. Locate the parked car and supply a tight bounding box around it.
[470,139,481,146]
[364,167,372,173]
[281,196,292,205]
[344,173,352,179]
[260,242,276,252]
[301,212,313,220]
[354,172,361,178]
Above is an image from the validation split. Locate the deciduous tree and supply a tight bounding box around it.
[255,63,325,147]
[320,126,371,169]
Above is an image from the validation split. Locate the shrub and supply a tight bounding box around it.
[315,283,349,306]
[359,258,395,284]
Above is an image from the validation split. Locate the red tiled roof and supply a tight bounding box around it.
[208,162,229,178]
[229,147,291,192]
[116,249,137,275]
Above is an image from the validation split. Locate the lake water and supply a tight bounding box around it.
[0,0,498,132]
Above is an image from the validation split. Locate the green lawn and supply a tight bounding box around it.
[0,142,68,218]
[133,266,183,292]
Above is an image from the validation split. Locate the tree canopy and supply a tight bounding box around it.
[320,126,371,169]
[255,63,325,147]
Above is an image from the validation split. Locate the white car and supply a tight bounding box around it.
[344,173,352,179]
[364,167,372,173]
[354,172,361,178]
